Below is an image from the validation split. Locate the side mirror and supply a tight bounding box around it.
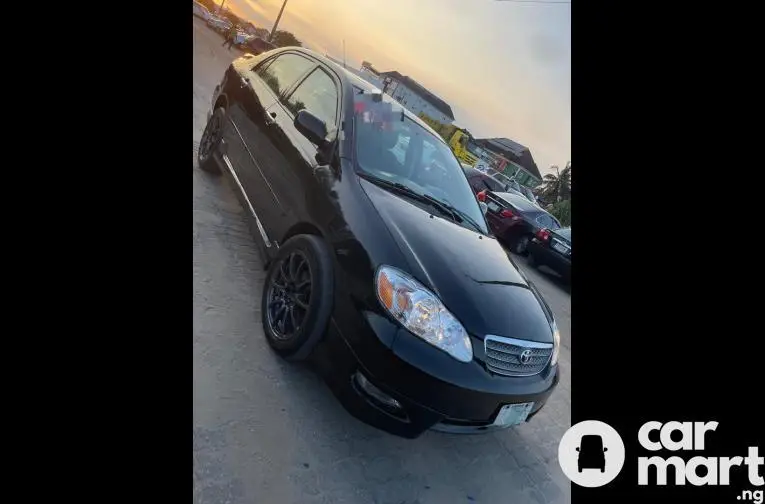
[603,447,608,452]
[479,201,488,215]
[294,110,328,147]
[576,447,580,452]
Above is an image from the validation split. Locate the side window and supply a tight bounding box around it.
[284,67,339,128]
[537,214,555,229]
[256,53,315,97]
[482,176,502,192]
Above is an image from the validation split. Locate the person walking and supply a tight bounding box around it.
[222,23,238,50]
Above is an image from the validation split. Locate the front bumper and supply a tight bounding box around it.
[311,308,560,439]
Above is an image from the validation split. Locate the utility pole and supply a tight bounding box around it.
[269,0,289,43]
[343,40,347,68]
[218,0,226,16]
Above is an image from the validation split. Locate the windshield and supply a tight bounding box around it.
[352,93,488,234]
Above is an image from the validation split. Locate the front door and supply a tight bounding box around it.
[259,65,342,243]
[232,52,316,244]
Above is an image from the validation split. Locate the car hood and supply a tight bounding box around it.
[360,179,554,344]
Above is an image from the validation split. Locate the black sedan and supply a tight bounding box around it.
[197,47,560,438]
[478,189,562,255]
[527,227,571,283]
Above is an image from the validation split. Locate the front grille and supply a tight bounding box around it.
[484,335,553,377]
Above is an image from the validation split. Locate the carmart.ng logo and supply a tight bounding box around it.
[559,419,764,497]
[558,420,626,487]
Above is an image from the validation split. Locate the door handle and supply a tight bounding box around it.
[264,111,277,125]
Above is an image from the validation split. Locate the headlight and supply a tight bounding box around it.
[550,321,561,367]
[375,266,473,363]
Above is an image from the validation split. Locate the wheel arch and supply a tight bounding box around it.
[213,93,229,111]
[280,222,325,247]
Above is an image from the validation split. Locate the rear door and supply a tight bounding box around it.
[260,65,342,241]
[466,173,484,193]
[234,51,316,242]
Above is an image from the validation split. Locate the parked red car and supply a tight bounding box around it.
[477,189,561,255]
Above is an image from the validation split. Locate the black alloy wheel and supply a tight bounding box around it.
[198,107,224,174]
[261,235,334,361]
[266,250,312,340]
[514,234,530,255]
[526,249,536,267]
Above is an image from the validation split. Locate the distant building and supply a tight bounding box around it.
[378,71,454,125]
[475,137,543,188]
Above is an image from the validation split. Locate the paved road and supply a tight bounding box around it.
[193,17,571,504]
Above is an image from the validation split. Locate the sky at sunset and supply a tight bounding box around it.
[219,0,570,175]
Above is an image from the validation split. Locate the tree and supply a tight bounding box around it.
[539,161,571,202]
[549,199,571,227]
[271,30,302,47]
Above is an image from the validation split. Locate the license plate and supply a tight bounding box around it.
[493,402,534,427]
[487,201,500,213]
[552,242,569,254]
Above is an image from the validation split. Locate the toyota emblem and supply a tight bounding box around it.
[519,349,533,364]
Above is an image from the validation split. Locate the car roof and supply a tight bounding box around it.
[463,167,504,183]
[495,192,545,212]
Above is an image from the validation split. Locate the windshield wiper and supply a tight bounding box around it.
[431,198,485,234]
[358,173,484,233]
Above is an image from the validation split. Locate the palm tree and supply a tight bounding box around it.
[539,162,571,202]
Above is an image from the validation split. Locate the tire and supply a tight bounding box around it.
[261,234,334,362]
[513,234,530,255]
[197,107,225,174]
[526,249,537,267]
[600,467,605,473]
